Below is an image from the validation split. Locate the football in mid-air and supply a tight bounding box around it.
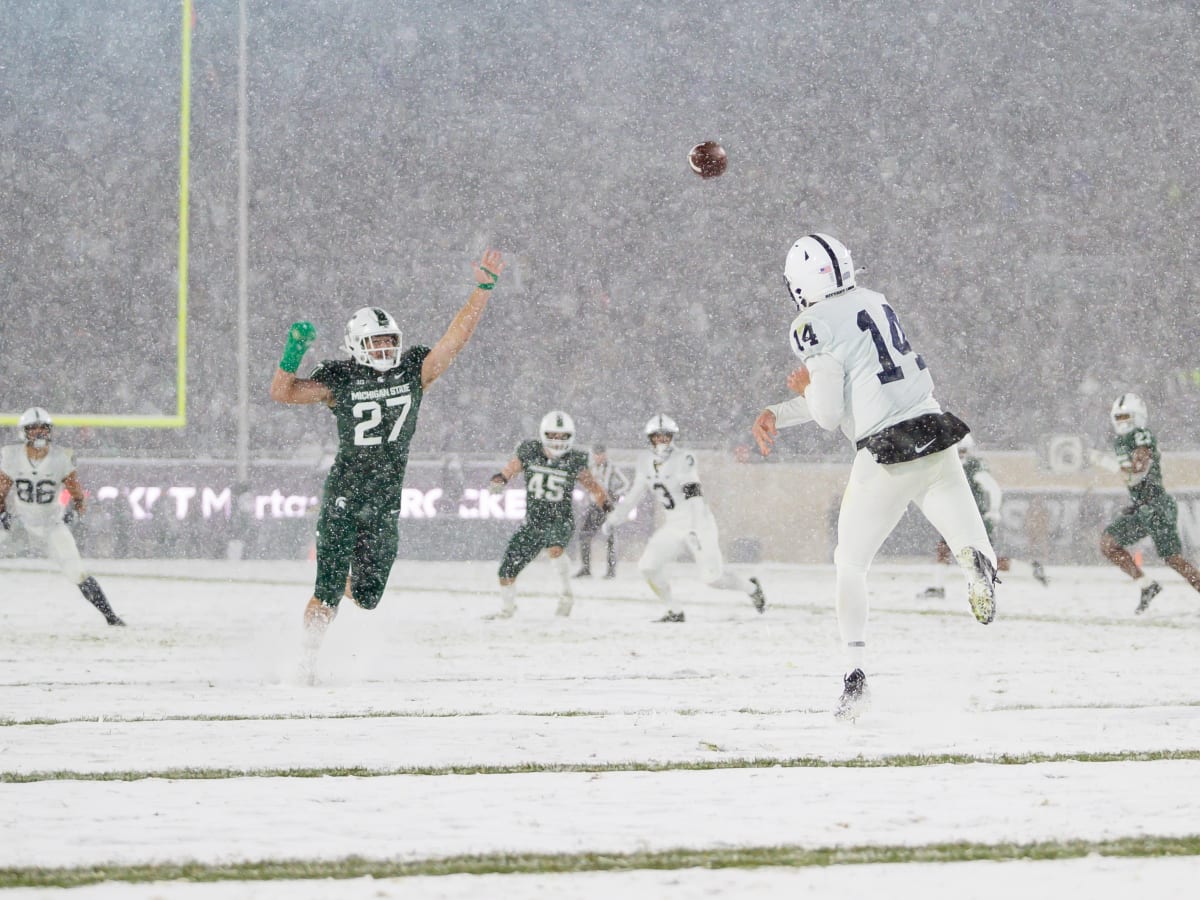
[688,141,727,178]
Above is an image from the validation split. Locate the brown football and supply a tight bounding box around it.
[688,141,727,178]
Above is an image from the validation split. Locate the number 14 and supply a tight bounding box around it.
[857,304,925,385]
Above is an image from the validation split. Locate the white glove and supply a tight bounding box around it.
[600,518,614,537]
[1086,448,1121,473]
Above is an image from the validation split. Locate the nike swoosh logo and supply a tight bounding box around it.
[915,439,936,453]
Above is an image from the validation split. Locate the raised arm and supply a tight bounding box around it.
[421,248,505,389]
[269,321,333,405]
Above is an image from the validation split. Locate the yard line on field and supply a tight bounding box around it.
[4,835,1200,888]
[8,748,1200,783]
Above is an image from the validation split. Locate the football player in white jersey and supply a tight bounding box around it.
[751,234,995,720]
[603,414,766,622]
[0,408,124,626]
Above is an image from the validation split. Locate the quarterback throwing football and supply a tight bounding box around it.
[752,234,996,720]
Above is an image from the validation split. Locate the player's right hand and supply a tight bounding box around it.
[0,510,11,531]
[752,409,778,457]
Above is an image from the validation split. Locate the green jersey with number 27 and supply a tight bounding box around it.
[515,439,589,524]
[309,346,430,501]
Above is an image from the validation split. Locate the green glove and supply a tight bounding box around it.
[279,321,317,373]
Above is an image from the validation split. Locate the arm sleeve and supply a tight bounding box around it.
[805,354,846,431]
[766,396,814,429]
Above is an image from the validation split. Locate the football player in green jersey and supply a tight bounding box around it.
[270,248,504,680]
[1089,393,1200,614]
[485,410,611,619]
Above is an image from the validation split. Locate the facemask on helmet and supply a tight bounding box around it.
[18,406,53,449]
[1110,393,1148,436]
[540,410,575,458]
[644,413,679,460]
[783,233,856,311]
[344,307,403,372]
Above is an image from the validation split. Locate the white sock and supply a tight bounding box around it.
[644,570,673,604]
[846,641,866,673]
[551,554,572,597]
[500,583,517,612]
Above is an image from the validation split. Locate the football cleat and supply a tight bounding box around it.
[1032,561,1049,587]
[919,586,946,600]
[1135,580,1162,615]
[556,596,574,617]
[573,568,591,578]
[657,610,686,623]
[106,615,126,627]
[749,577,767,613]
[956,547,997,624]
[834,668,870,721]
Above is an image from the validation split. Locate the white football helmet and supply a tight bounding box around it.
[344,307,403,372]
[644,413,679,460]
[1111,393,1148,436]
[18,406,53,448]
[540,410,575,458]
[783,233,856,310]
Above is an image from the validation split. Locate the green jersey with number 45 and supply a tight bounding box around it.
[309,346,431,502]
[1113,426,1166,506]
[515,439,589,524]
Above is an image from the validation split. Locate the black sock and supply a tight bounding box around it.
[79,577,121,624]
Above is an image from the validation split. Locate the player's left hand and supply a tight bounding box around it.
[685,531,703,554]
[473,249,505,290]
[787,364,811,396]
[600,518,614,537]
[488,474,507,494]
[0,510,11,531]
[752,409,778,457]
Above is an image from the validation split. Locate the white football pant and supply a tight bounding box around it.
[834,447,995,657]
[6,521,89,584]
[638,511,753,602]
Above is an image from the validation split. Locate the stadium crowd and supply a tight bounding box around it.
[3,0,1199,462]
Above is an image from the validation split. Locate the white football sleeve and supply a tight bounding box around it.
[805,354,846,432]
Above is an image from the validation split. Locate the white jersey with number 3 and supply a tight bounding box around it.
[789,286,940,442]
[0,444,75,528]
[610,447,710,532]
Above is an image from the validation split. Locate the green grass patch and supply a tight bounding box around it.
[3,835,1200,888]
[5,748,1200,784]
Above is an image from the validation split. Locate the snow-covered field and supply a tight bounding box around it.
[2,556,1199,897]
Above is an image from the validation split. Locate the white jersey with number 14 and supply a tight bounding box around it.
[789,286,941,442]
